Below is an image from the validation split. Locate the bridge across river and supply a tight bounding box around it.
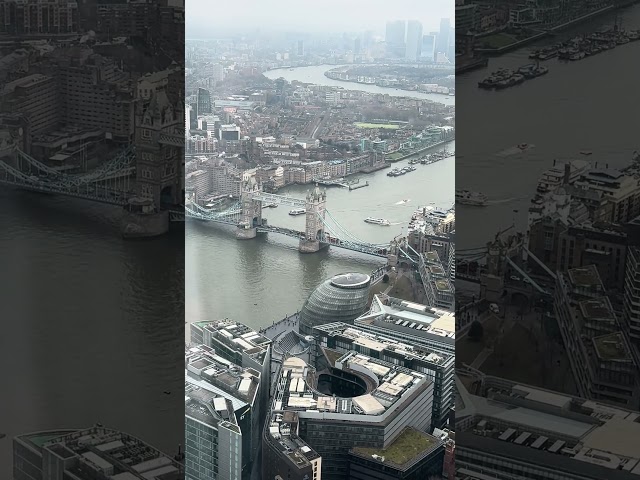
[186,180,419,261]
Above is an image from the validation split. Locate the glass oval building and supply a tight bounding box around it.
[299,272,372,336]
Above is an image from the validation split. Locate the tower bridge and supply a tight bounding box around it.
[186,179,417,261]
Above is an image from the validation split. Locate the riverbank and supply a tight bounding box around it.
[387,137,455,163]
[475,4,616,56]
[324,68,453,98]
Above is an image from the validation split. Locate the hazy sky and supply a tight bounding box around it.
[187,0,454,36]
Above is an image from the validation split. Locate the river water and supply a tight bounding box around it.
[0,191,184,475]
[186,63,455,334]
[264,65,455,106]
[456,4,640,251]
[185,146,454,332]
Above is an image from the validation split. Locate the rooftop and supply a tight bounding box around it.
[579,298,616,324]
[18,426,183,480]
[190,319,271,365]
[313,323,453,367]
[593,333,633,362]
[456,374,640,479]
[568,265,603,290]
[351,427,441,469]
[355,294,455,341]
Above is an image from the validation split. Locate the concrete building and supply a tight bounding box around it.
[405,21,423,61]
[13,425,183,480]
[219,124,241,142]
[419,251,455,311]
[348,428,445,480]
[185,344,263,479]
[420,34,437,62]
[0,74,59,135]
[212,63,224,83]
[554,265,640,409]
[0,0,78,34]
[456,375,640,480]
[312,322,455,428]
[262,352,434,480]
[437,18,451,54]
[354,294,456,355]
[622,246,640,365]
[56,49,134,143]
[574,168,640,225]
[385,20,406,57]
[189,320,272,413]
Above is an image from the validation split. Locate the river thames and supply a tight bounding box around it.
[456,3,640,250]
[186,64,455,335]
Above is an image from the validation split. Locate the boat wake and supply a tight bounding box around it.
[497,144,536,157]
[389,221,405,226]
[487,197,524,205]
[395,199,411,205]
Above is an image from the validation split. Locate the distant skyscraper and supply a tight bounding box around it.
[385,20,406,57]
[197,87,211,115]
[405,20,423,61]
[185,103,191,138]
[354,37,361,55]
[437,18,451,54]
[421,34,437,62]
[297,39,304,56]
[212,63,224,83]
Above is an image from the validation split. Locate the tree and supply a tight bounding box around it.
[468,321,484,341]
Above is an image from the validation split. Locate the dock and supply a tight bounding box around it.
[349,181,369,191]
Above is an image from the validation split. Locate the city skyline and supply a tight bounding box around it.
[186,0,453,36]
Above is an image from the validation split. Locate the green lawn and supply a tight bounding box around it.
[354,122,399,130]
[352,428,433,466]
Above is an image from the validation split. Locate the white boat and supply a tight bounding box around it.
[289,208,306,216]
[264,203,278,208]
[456,189,488,206]
[364,217,391,226]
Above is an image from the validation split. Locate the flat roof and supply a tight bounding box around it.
[568,265,602,289]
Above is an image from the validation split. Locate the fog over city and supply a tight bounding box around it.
[187,0,453,35]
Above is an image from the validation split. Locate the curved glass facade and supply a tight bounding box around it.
[299,273,371,336]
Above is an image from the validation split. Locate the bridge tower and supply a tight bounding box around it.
[300,185,327,253]
[236,177,263,240]
[122,89,183,238]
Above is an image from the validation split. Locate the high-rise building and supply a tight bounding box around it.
[623,245,640,364]
[212,63,224,83]
[420,34,437,61]
[437,18,451,54]
[385,20,406,57]
[185,344,263,479]
[297,39,304,56]
[405,20,423,61]
[185,104,191,138]
[196,88,211,115]
[353,36,361,55]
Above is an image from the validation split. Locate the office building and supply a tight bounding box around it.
[348,428,445,480]
[297,40,305,56]
[0,74,59,135]
[212,63,224,83]
[197,87,211,115]
[456,374,640,480]
[298,272,372,336]
[622,246,640,365]
[405,20,423,61]
[262,352,434,480]
[385,20,406,57]
[420,34,437,62]
[312,322,455,427]
[0,0,78,34]
[554,265,640,410]
[219,124,241,142]
[186,344,262,480]
[185,378,244,480]
[354,294,456,355]
[189,319,272,411]
[456,1,477,34]
[419,251,455,311]
[14,425,183,480]
[437,18,451,54]
[185,104,191,138]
